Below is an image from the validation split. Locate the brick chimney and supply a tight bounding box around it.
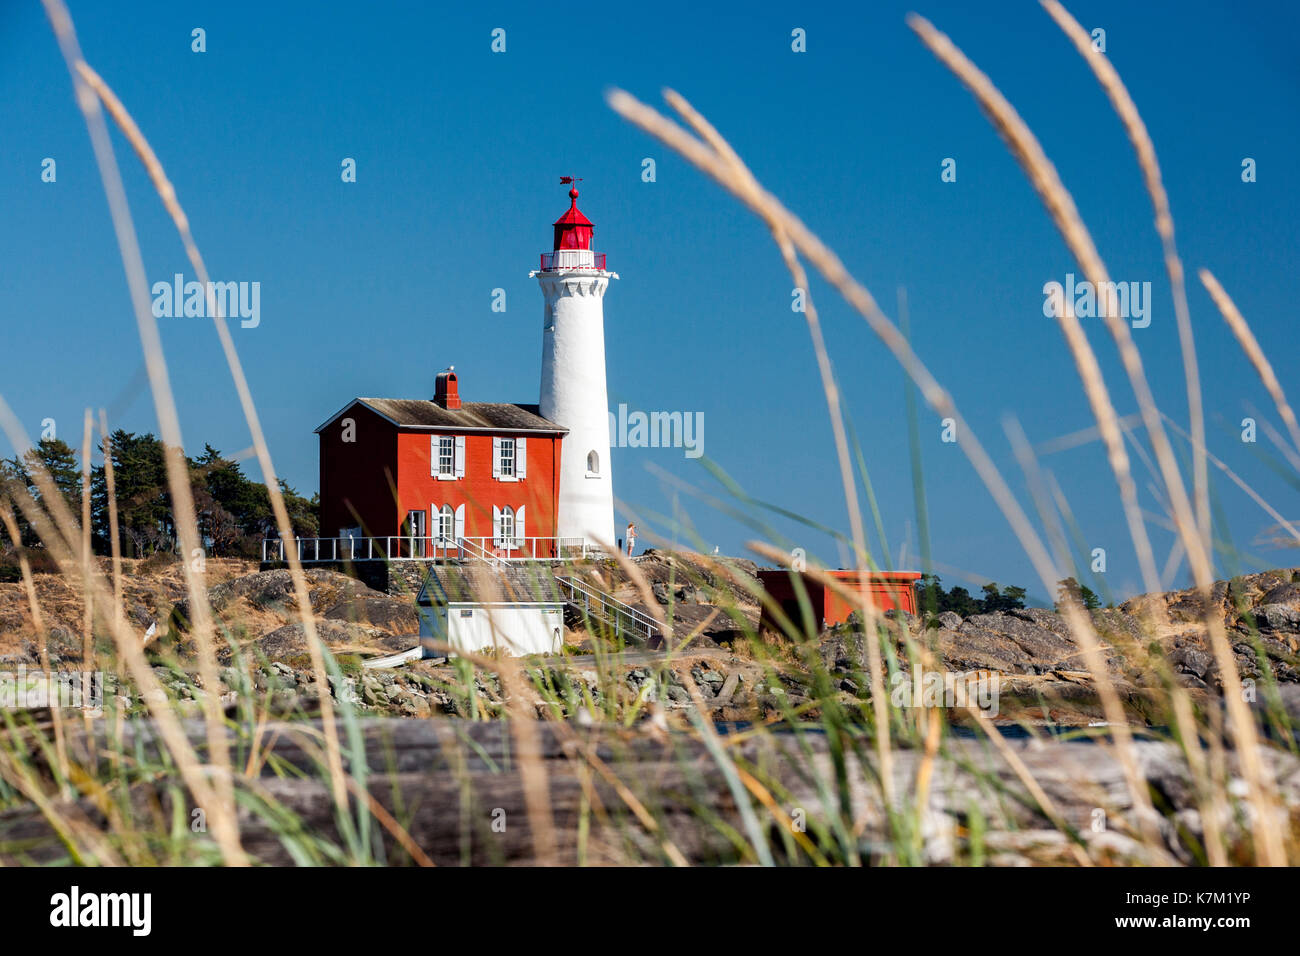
[435,367,461,409]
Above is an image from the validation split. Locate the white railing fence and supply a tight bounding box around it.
[262,535,590,564]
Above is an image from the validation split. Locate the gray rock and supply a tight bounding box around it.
[1260,581,1300,606]
[1254,603,1300,633]
[946,612,1082,675]
[1007,607,1072,638]
[885,609,919,630]
[1170,646,1213,680]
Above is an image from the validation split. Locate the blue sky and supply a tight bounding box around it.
[2,0,1297,603]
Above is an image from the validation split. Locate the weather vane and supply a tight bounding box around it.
[559,176,583,189]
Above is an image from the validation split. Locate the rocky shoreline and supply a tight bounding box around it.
[0,554,1297,729]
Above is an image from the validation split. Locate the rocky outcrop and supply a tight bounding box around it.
[804,572,1300,725]
[1121,568,1300,687]
[940,610,1096,675]
[234,618,413,664]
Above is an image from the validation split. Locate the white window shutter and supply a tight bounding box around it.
[516,505,526,548]
[454,504,465,543]
[492,505,501,547]
[430,435,438,477]
[492,437,501,479]
[454,435,465,478]
[517,437,527,478]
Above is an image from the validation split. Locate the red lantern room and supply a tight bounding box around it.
[552,187,594,250]
[538,182,607,272]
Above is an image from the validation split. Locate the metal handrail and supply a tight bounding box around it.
[455,536,503,568]
[553,574,661,645]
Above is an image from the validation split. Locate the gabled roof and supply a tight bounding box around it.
[417,565,566,606]
[315,398,567,435]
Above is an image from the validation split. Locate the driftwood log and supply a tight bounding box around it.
[1,717,1297,865]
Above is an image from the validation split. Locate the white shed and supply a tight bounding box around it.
[416,566,565,657]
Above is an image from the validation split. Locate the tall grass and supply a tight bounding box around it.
[0,1,1295,867]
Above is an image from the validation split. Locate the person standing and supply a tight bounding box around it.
[626,522,636,556]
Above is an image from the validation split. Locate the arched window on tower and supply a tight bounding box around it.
[586,450,599,475]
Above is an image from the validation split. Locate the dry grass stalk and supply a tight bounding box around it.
[0,749,124,866]
[1170,681,1228,866]
[98,410,125,639]
[39,0,244,863]
[79,409,93,734]
[0,499,71,797]
[0,401,241,864]
[906,13,1285,866]
[418,628,692,865]
[608,87,1166,854]
[1006,417,1219,859]
[962,704,1093,866]
[905,14,1201,583]
[596,540,783,862]
[467,565,558,865]
[909,16,1163,600]
[605,89,1069,624]
[67,57,349,819]
[1040,0,1210,552]
[1162,413,1300,548]
[1249,410,1300,475]
[1200,268,1300,458]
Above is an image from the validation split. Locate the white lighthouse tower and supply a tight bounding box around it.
[531,183,618,550]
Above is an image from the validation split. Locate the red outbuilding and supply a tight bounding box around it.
[316,368,573,560]
[757,569,922,632]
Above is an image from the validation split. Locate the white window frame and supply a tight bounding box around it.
[498,437,517,481]
[499,505,515,548]
[436,504,454,545]
[434,435,456,479]
[586,449,600,478]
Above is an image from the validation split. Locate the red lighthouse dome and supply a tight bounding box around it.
[552,187,594,251]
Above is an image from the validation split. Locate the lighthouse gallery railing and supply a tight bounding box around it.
[539,250,606,271]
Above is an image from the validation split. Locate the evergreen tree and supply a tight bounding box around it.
[278,480,320,541]
[94,430,171,556]
[2,439,82,547]
[979,582,1028,613]
[920,574,1029,617]
[1056,576,1101,611]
